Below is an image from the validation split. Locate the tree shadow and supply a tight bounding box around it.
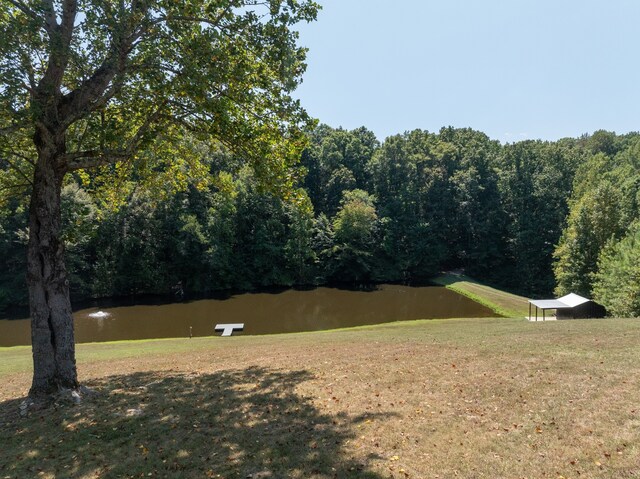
[1,367,389,478]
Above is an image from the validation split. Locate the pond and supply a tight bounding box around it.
[0,284,497,347]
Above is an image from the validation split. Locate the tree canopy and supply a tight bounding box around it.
[1,0,319,190]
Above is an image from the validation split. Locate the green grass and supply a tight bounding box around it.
[433,272,530,317]
[0,337,223,377]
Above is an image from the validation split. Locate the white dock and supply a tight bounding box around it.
[215,323,245,336]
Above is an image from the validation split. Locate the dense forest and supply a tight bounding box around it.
[1,126,639,316]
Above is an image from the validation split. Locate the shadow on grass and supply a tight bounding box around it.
[1,367,389,478]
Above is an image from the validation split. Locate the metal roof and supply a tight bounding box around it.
[529,293,591,310]
[557,293,590,307]
[529,299,570,309]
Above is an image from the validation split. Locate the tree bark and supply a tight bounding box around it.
[27,136,78,398]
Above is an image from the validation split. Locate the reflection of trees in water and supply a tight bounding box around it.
[1,367,389,478]
[0,285,497,346]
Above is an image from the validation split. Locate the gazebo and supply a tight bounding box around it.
[528,293,606,321]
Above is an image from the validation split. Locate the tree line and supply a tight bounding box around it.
[1,126,639,316]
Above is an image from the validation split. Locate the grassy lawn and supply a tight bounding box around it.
[2,316,640,478]
[433,272,531,317]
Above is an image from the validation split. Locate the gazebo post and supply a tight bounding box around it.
[529,302,531,321]
[543,309,546,321]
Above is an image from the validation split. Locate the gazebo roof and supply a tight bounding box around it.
[529,299,568,309]
[557,293,590,307]
[529,293,591,310]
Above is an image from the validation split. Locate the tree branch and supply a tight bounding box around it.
[18,49,37,90]
[148,5,233,29]
[59,10,145,126]
[0,154,34,185]
[64,103,166,171]
[0,123,26,136]
[3,0,39,21]
[7,150,36,166]
[0,182,31,194]
[59,0,77,51]
[34,0,74,106]
[41,0,58,33]
[64,149,130,170]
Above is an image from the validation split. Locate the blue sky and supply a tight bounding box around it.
[294,0,640,143]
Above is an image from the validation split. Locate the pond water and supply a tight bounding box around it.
[0,284,497,347]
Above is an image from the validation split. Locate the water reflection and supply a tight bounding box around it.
[0,284,497,347]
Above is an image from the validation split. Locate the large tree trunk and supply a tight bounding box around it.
[27,141,78,399]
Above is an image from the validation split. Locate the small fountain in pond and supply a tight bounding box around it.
[88,310,110,319]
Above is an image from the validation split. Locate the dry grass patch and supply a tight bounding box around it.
[1,317,640,478]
